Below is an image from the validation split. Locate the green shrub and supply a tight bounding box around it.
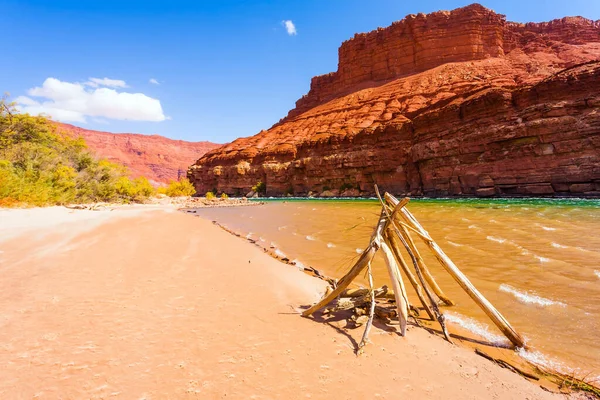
[205,191,215,200]
[252,180,266,194]
[0,99,155,206]
[161,178,196,197]
[220,193,228,199]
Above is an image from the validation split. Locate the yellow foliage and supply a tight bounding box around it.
[162,178,196,197]
[0,99,156,206]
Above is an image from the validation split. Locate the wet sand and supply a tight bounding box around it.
[0,206,578,399]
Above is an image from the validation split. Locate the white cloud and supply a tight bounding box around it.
[282,20,297,36]
[149,78,160,85]
[85,77,128,88]
[16,77,166,123]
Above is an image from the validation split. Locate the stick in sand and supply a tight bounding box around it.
[390,222,452,343]
[379,238,409,336]
[385,229,435,320]
[358,261,376,351]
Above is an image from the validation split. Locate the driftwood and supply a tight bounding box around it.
[302,187,524,353]
[374,187,452,343]
[379,239,409,336]
[302,210,387,317]
[475,349,539,380]
[358,261,376,350]
[385,192,525,348]
[385,230,435,320]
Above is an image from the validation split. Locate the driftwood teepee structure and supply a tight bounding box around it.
[302,187,525,350]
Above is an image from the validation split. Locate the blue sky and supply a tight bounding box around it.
[2,0,599,143]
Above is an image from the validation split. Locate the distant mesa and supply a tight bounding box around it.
[188,3,600,198]
[56,123,219,185]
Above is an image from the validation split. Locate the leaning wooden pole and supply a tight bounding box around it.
[384,198,454,306]
[385,193,526,348]
[301,243,377,317]
[385,230,435,320]
[379,238,409,336]
[302,211,386,317]
[390,221,452,343]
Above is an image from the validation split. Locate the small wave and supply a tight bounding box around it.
[541,226,556,231]
[468,224,478,229]
[499,284,565,307]
[486,236,506,244]
[259,237,266,242]
[594,270,600,279]
[461,218,470,222]
[312,208,317,211]
[551,242,567,249]
[327,243,336,248]
[489,219,498,223]
[534,255,550,263]
[245,232,253,239]
[355,248,363,254]
[274,248,287,258]
[517,348,563,372]
[444,312,509,346]
[278,226,287,231]
[306,235,316,241]
[447,241,463,247]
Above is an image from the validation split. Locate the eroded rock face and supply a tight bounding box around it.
[57,123,219,184]
[188,4,600,197]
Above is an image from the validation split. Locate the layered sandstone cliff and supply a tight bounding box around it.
[189,4,600,197]
[57,123,219,184]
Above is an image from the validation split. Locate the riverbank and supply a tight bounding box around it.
[0,205,588,399]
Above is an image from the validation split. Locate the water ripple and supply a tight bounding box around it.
[499,284,566,307]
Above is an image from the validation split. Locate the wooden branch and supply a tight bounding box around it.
[301,244,377,317]
[358,261,376,351]
[392,221,453,343]
[385,229,435,320]
[302,210,387,317]
[475,349,539,380]
[385,192,526,349]
[380,239,409,336]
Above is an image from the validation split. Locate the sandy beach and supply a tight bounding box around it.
[0,206,582,399]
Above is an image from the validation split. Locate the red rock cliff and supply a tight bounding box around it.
[57,123,219,184]
[188,4,600,197]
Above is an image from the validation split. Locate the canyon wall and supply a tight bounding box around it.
[57,123,219,184]
[189,4,600,197]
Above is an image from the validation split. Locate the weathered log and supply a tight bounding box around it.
[385,229,435,320]
[381,197,454,307]
[380,239,409,336]
[391,221,453,343]
[342,286,390,299]
[385,192,526,349]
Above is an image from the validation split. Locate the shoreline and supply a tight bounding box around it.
[0,204,595,398]
[200,211,599,396]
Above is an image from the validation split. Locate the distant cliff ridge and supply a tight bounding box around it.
[189,4,600,197]
[57,123,219,184]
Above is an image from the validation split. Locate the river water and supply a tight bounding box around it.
[193,198,600,378]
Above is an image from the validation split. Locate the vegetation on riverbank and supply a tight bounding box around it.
[0,100,195,207]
